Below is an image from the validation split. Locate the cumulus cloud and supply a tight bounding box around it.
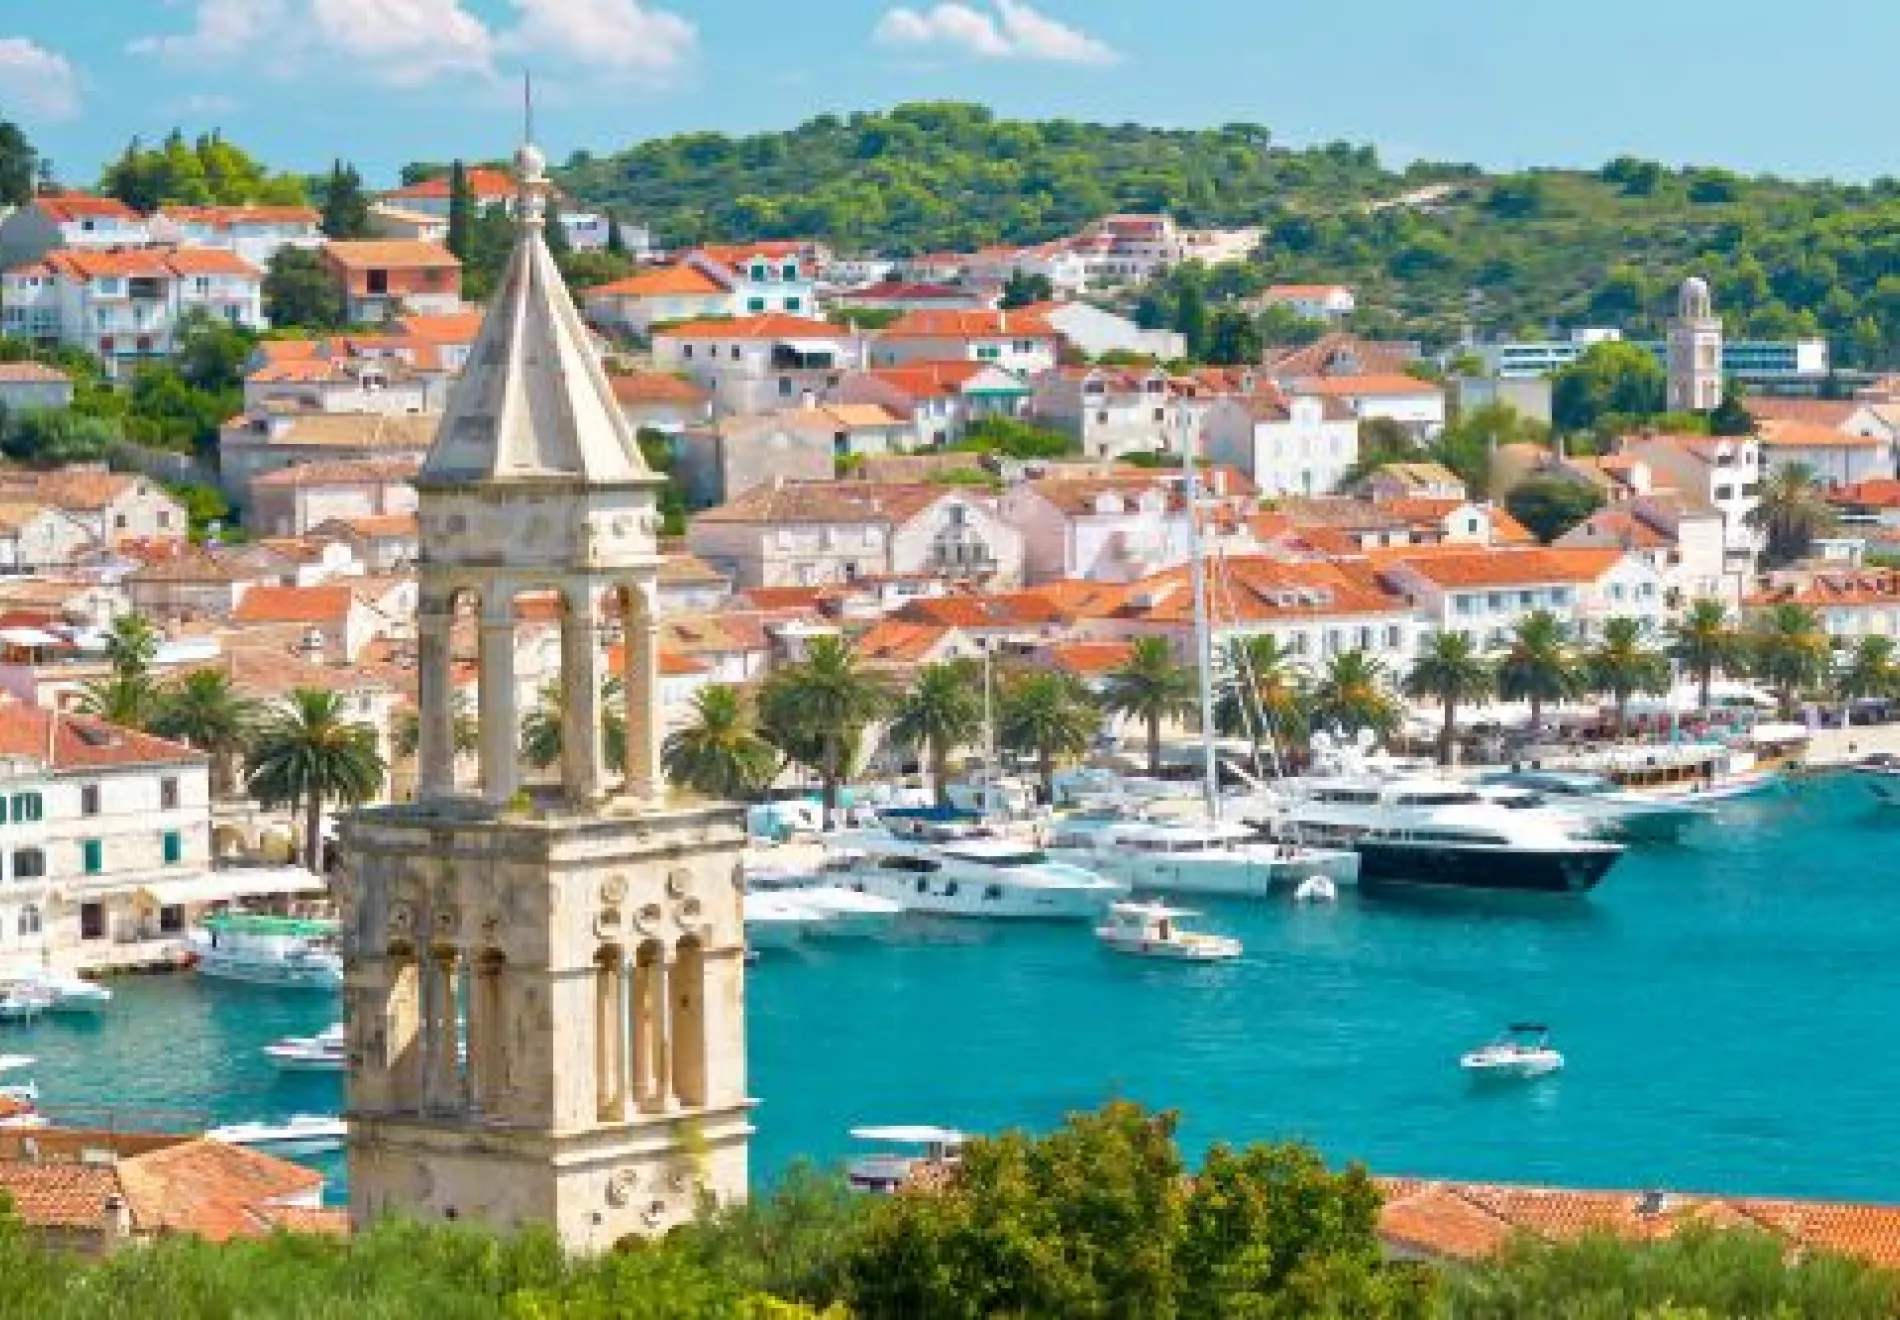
[309,0,496,85]
[505,0,696,77]
[0,37,81,120]
[128,0,284,60]
[873,0,1119,65]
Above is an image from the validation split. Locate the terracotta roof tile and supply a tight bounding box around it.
[248,457,420,488]
[694,480,955,527]
[657,313,845,341]
[231,585,360,625]
[1046,641,1133,676]
[591,265,727,297]
[0,703,204,770]
[35,193,141,223]
[1833,478,1900,510]
[322,240,460,271]
[1371,546,1628,588]
[854,620,953,664]
[384,167,515,201]
[0,363,71,384]
[609,371,710,406]
[1757,419,1888,450]
[878,309,1055,340]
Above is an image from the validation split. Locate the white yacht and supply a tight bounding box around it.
[206,1114,347,1156]
[828,820,1124,921]
[1095,901,1242,961]
[263,1023,346,1073]
[1476,769,1711,843]
[190,915,343,990]
[1251,740,1623,895]
[1529,724,1808,803]
[0,980,52,1021]
[743,892,829,950]
[1461,1024,1564,1080]
[845,1125,966,1194]
[2,966,112,1015]
[1049,811,1359,897]
[746,865,906,938]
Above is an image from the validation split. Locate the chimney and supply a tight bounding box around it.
[100,1193,133,1247]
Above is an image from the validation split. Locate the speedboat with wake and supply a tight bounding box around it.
[263,1023,346,1072]
[206,1114,346,1156]
[1461,1024,1564,1080]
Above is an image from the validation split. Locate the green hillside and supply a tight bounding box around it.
[556,103,1900,365]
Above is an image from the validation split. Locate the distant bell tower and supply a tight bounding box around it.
[1667,275,1724,413]
[338,134,751,1251]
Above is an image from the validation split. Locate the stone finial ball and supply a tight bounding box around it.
[515,141,547,182]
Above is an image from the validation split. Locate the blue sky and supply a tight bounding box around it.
[4,0,1896,187]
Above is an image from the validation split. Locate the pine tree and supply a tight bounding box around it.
[446,159,474,263]
[542,201,571,257]
[320,160,371,238]
[604,208,628,257]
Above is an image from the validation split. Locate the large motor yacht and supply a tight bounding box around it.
[1048,811,1359,896]
[1249,737,1623,895]
[1475,768,1711,843]
[828,811,1125,920]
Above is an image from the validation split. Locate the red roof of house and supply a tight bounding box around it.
[158,205,319,227]
[1371,546,1629,588]
[1833,478,1900,509]
[590,265,728,297]
[657,313,845,341]
[1289,373,1442,398]
[384,167,516,201]
[1045,641,1134,676]
[35,193,141,223]
[878,309,1056,340]
[0,703,203,771]
[321,240,460,271]
[609,371,711,406]
[230,585,360,625]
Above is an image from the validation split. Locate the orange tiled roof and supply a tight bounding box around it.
[854,620,952,664]
[1833,478,1900,510]
[1127,557,1410,625]
[384,167,516,201]
[591,265,727,297]
[658,312,844,341]
[1046,641,1134,676]
[896,591,1068,630]
[117,1137,326,1242]
[322,240,460,271]
[1756,418,1888,450]
[0,703,204,771]
[249,457,420,488]
[396,311,484,342]
[692,241,810,267]
[1745,570,1900,609]
[231,584,360,625]
[609,371,710,406]
[1289,373,1442,398]
[1746,397,1860,428]
[1372,546,1627,588]
[157,204,319,226]
[694,480,952,527]
[866,361,1001,399]
[878,309,1055,340]
[36,193,140,223]
[0,363,70,384]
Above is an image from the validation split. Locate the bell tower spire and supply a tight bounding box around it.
[340,117,753,1251]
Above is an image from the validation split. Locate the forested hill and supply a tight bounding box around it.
[554,102,1900,364]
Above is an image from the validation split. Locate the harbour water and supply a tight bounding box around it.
[10,771,1900,1203]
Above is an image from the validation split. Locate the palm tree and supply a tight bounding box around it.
[1496,610,1580,732]
[75,611,164,730]
[1669,598,1746,713]
[887,660,985,806]
[662,685,776,800]
[1749,463,1835,567]
[1405,632,1495,766]
[150,669,262,799]
[520,677,627,772]
[996,670,1097,803]
[757,637,889,828]
[1214,635,1310,763]
[1583,616,1671,737]
[391,692,479,760]
[1099,637,1197,776]
[1310,650,1402,742]
[1835,635,1900,723]
[1749,603,1831,720]
[244,689,386,873]
[74,672,161,729]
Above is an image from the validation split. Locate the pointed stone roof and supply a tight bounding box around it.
[419,143,653,489]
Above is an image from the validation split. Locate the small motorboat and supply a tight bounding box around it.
[0,1055,44,1129]
[845,1124,967,1194]
[1461,1023,1564,1080]
[206,1114,347,1156]
[1094,901,1242,962]
[263,1023,345,1072]
[1293,875,1338,904]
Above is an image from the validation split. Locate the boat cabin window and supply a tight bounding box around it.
[952,848,1049,867]
[984,885,1003,901]
[1409,830,1507,845]
[1313,789,1381,805]
[1394,791,1482,807]
[877,855,939,874]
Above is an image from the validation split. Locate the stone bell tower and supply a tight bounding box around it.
[338,137,751,1251]
[1667,275,1724,413]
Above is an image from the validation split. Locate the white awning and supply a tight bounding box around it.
[0,627,61,647]
[135,867,328,907]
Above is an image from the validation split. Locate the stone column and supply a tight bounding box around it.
[427,950,462,1112]
[594,955,622,1122]
[622,583,662,802]
[416,605,457,801]
[560,595,607,804]
[478,610,519,806]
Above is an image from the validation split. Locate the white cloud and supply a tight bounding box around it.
[0,37,81,120]
[505,0,696,78]
[128,0,284,61]
[309,0,496,85]
[873,1,1118,65]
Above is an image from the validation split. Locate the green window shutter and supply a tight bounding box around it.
[82,839,102,875]
[163,832,182,865]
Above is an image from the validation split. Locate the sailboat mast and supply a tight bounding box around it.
[1181,419,1220,820]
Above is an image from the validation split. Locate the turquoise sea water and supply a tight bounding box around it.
[10,772,1900,1203]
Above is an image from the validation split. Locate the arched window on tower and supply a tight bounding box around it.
[671,935,707,1108]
